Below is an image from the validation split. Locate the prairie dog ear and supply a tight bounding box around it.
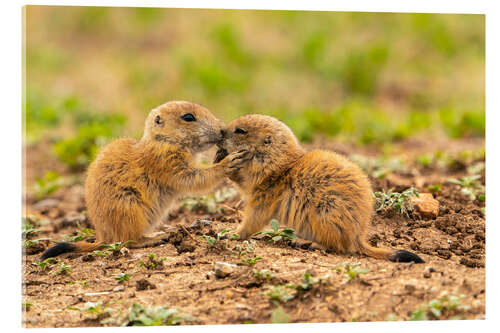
[154,115,164,127]
[263,135,271,145]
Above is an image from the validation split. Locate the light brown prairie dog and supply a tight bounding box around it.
[215,114,424,263]
[40,101,248,260]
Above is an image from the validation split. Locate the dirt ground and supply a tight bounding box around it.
[22,137,485,327]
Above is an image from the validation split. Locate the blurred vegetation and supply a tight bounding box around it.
[24,6,484,169]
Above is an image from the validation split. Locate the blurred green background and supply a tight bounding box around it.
[24,6,484,170]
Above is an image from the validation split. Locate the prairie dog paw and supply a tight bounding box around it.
[222,149,250,172]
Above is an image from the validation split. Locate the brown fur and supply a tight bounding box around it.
[41,101,248,258]
[217,114,423,262]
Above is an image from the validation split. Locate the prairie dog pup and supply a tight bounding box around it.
[215,114,424,263]
[40,101,248,260]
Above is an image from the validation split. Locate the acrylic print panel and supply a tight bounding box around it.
[22,5,484,327]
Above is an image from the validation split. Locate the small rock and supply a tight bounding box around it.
[113,286,125,292]
[423,272,431,278]
[214,262,237,278]
[412,193,439,219]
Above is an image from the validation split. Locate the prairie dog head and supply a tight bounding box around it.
[142,101,224,153]
[215,114,304,181]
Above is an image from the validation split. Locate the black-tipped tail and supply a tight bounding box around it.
[40,242,77,261]
[389,250,425,263]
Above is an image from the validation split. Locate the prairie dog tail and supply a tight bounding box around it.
[358,239,425,263]
[39,241,102,261]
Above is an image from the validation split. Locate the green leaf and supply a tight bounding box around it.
[272,235,282,242]
[270,219,280,232]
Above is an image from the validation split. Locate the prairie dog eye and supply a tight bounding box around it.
[181,113,196,122]
[234,128,247,134]
[155,115,163,125]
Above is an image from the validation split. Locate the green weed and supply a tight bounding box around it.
[374,187,419,217]
[253,269,273,282]
[253,220,298,243]
[122,303,196,326]
[238,256,262,267]
[410,293,470,321]
[427,184,442,193]
[33,258,56,271]
[447,175,484,201]
[262,285,296,303]
[101,241,134,254]
[68,301,112,315]
[115,273,131,283]
[232,240,255,258]
[53,263,71,275]
[22,217,41,238]
[295,271,330,291]
[139,254,167,270]
[65,222,95,242]
[336,263,370,281]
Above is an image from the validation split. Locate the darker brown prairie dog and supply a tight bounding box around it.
[40,101,248,260]
[215,114,424,263]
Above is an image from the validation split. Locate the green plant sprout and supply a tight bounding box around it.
[238,256,262,267]
[373,187,419,217]
[33,258,56,271]
[253,269,273,282]
[102,241,134,253]
[122,303,196,326]
[53,263,71,275]
[336,263,370,281]
[202,228,232,248]
[139,253,167,269]
[410,293,470,321]
[232,240,255,258]
[253,220,297,243]
[68,301,112,315]
[115,273,131,283]
[262,285,296,303]
[22,217,41,238]
[447,175,485,201]
[65,222,95,242]
[427,184,442,193]
[295,271,330,290]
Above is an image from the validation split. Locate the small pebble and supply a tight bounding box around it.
[214,262,236,278]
